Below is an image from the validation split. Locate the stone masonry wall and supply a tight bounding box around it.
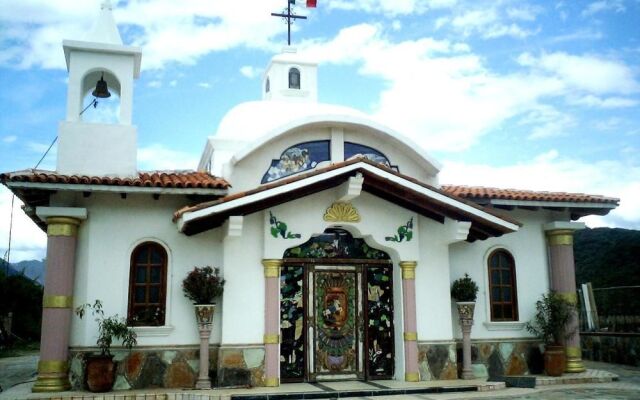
[418,339,543,381]
[582,333,640,367]
[69,345,265,390]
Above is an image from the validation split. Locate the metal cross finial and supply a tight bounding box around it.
[271,0,307,46]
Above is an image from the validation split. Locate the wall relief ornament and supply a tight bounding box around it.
[269,211,301,239]
[385,217,414,242]
[323,202,361,223]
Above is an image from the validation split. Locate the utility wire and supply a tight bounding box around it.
[33,136,58,170]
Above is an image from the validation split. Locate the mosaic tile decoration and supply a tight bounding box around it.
[344,142,399,172]
[261,141,330,184]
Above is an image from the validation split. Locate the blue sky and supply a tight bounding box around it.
[1,0,639,261]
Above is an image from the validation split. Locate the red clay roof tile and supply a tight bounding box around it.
[441,185,619,204]
[0,170,230,190]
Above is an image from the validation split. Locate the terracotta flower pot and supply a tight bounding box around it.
[544,345,566,377]
[85,354,116,392]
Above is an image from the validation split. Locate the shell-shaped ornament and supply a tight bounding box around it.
[323,202,361,223]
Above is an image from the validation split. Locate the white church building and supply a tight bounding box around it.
[1,2,620,392]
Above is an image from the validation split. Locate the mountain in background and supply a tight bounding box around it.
[1,259,45,285]
[574,227,640,316]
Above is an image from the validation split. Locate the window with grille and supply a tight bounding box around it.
[127,242,167,326]
[488,249,519,321]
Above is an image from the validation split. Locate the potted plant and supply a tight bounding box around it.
[525,291,574,377]
[75,300,137,392]
[451,273,479,319]
[451,273,479,379]
[182,266,225,389]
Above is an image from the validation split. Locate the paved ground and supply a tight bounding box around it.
[0,353,37,393]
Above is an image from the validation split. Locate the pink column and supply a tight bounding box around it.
[262,259,282,387]
[33,217,81,393]
[400,261,419,382]
[545,225,585,373]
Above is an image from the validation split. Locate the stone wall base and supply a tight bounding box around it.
[418,339,543,381]
[582,333,640,367]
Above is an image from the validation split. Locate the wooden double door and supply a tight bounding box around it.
[280,262,394,382]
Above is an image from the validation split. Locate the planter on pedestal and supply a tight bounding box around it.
[194,304,216,389]
[451,274,479,380]
[182,266,225,390]
[456,301,476,380]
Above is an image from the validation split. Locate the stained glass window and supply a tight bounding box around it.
[261,141,330,184]
[128,242,167,326]
[284,228,391,260]
[488,249,519,321]
[344,142,399,172]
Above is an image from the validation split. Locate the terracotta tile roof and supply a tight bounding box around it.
[0,169,230,189]
[441,185,619,205]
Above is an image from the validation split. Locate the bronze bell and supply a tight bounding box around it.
[92,73,111,98]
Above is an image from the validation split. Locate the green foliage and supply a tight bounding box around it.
[385,218,414,243]
[269,211,301,239]
[0,266,43,341]
[182,266,225,304]
[451,273,479,302]
[574,227,640,315]
[525,292,574,345]
[75,300,137,356]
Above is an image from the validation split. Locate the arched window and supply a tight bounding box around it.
[128,242,168,326]
[288,68,300,89]
[488,249,518,321]
[265,77,270,93]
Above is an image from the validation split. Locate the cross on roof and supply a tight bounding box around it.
[271,0,308,46]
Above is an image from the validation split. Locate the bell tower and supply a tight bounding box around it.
[57,0,142,177]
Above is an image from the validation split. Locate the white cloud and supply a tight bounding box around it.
[239,66,263,79]
[568,95,638,108]
[197,82,212,89]
[448,7,537,39]
[326,0,455,15]
[581,0,626,17]
[439,152,640,229]
[138,144,200,171]
[147,80,162,88]
[518,105,576,140]
[0,187,47,263]
[0,0,290,70]
[518,52,640,95]
[2,135,17,143]
[506,5,543,21]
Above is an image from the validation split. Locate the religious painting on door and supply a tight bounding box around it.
[280,228,395,382]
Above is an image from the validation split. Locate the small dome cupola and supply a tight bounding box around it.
[263,47,318,103]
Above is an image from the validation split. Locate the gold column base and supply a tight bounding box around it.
[405,372,420,382]
[264,377,280,387]
[565,346,586,373]
[32,360,70,393]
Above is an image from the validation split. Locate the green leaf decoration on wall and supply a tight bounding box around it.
[269,211,302,239]
[385,217,414,243]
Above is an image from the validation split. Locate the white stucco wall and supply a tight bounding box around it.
[66,193,223,349]
[449,209,570,340]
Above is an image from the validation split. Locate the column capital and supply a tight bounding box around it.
[399,261,417,280]
[46,217,82,237]
[544,222,585,246]
[262,259,283,278]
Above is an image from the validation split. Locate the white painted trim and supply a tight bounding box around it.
[36,206,88,220]
[489,199,617,209]
[6,181,227,196]
[543,221,586,231]
[132,325,175,337]
[63,40,142,78]
[178,161,519,233]
[482,321,526,331]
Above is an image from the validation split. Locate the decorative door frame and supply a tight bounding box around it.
[280,258,394,383]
